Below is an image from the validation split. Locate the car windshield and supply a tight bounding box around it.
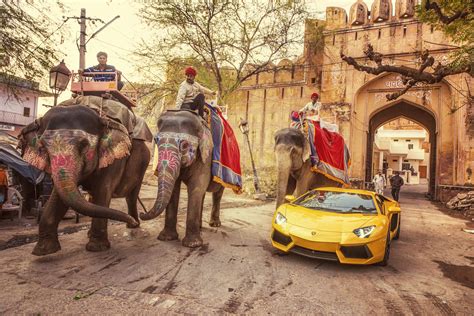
[293,190,377,214]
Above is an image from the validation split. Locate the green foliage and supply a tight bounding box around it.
[417,0,473,76]
[136,0,307,107]
[0,1,65,82]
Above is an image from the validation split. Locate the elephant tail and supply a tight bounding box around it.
[50,154,139,227]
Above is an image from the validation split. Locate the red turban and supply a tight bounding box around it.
[185,67,197,76]
[311,92,319,99]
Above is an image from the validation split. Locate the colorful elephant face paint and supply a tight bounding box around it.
[152,132,199,213]
[40,130,99,178]
[154,132,199,171]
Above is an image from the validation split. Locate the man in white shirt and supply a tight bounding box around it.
[299,92,322,121]
[373,171,386,195]
[176,67,216,117]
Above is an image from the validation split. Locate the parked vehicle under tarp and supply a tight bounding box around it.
[0,141,44,185]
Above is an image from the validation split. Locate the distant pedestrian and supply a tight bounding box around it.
[390,171,404,202]
[372,171,386,195]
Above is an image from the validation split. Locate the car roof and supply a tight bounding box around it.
[313,187,376,196]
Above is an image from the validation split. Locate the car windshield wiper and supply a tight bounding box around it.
[349,207,377,213]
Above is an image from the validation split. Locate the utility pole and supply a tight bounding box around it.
[65,9,118,71]
[79,8,86,70]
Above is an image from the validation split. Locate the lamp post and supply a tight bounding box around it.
[49,60,71,106]
[239,118,261,194]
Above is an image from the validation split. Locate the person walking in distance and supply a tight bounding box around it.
[372,171,386,195]
[390,171,404,202]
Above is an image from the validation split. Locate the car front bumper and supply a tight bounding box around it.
[271,224,387,265]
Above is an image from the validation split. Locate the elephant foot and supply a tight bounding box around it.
[182,234,203,248]
[32,238,61,256]
[209,218,221,227]
[86,238,111,252]
[127,221,140,229]
[158,229,179,241]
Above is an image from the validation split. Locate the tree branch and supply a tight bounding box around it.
[341,44,472,100]
[424,0,473,25]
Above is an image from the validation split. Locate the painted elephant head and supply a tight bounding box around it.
[274,128,310,207]
[140,111,212,221]
[19,105,138,226]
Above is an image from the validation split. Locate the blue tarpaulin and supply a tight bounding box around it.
[0,142,44,185]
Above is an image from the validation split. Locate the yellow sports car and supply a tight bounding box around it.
[271,187,401,265]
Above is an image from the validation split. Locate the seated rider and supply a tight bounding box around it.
[84,51,124,90]
[176,67,216,118]
[299,92,321,121]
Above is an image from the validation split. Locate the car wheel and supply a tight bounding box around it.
[393,216,401,240]
[378,230,391,266]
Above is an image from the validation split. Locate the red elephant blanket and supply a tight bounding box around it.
[206,104,242,193]
[305,120,351,186]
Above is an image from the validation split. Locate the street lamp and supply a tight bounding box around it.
[49,60,71,106]
[239,118,261,194]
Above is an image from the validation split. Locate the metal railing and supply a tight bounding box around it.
[0,110,34,126]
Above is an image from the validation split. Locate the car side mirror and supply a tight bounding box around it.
[285,195,296,203]
[388,206,401,213]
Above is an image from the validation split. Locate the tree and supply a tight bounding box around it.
[0,0,65,84]
[341,0,473,101]
[136,0,307,105]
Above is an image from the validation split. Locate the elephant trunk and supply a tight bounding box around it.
[140,145,181,221]
[50,154,139,227]
[275,146,293,208]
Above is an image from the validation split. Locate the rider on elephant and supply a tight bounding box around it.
[299,92,322,121]
[176,67,216,118]
[84,51,124,90]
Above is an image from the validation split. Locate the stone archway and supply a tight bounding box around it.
[366,101,437,198]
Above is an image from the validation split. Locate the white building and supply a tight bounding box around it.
[0,73,51,137]
[374,127,430,185]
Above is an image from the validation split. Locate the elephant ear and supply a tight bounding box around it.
[98,118,132,168]
[302,139,311,162]
[199,126,213,164]
[19,119,50,173]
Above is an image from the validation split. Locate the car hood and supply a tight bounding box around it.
[283,204,377,233]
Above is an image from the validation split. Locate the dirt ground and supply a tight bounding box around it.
[0,184,473,315]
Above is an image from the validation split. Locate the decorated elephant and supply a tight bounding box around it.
[140,110,226,248]
[274,128,342,208]
[20,105,151,256]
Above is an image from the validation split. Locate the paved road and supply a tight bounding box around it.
[0,185,473,314]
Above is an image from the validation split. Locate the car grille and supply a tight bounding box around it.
[272,230,292,246]
[340,245,373,259]
[290,246,339,261]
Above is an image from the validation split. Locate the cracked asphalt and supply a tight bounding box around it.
[0,184,473,314]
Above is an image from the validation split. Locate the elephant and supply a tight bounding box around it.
[274,128,341,208]
[20,105,150,256]
[139,110,224,248]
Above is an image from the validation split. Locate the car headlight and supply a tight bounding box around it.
[275,212,287,225]
[353,225,375,238]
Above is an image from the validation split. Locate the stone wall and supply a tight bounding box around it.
[225,2,473,199]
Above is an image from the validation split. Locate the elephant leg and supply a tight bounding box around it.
[287,175,297,195]
[209,186,224,227]
[32,190,68,256]
[158,180,181,241]
[182,185,206,248]
[125,185,141,228]
[86,192,113,252]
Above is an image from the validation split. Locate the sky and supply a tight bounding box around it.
[28,0,360,112]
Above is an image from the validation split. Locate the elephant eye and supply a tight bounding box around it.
[180,141,189,151]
